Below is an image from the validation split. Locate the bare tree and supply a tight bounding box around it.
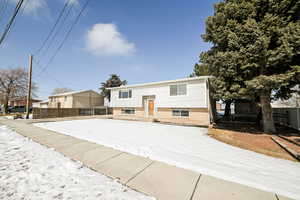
[52,88,73,95]
[0,68,37,113]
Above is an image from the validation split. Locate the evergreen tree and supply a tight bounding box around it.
[190,63,209,77]
[200,0,300,132]
[100,74,127,101]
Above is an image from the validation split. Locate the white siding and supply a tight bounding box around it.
[110,79,207,108]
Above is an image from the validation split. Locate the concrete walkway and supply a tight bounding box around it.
[0,117,293,200]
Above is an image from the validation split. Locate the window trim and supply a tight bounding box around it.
[172,109,189,117]
[169,83,187,96]
[119,89,132,99]
[121,108,135,115]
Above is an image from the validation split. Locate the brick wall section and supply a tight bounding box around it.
[156,108,209,126]
[113,107,145,118]
[112,107,210,126]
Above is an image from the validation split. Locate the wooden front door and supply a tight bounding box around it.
[148,100,154,116]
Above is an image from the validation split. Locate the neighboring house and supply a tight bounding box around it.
[33,100,49,108]
[48,90,104,108]
[235,100,260,115]
[108,76,211,126]
[9,97,41,107]
[272,87,300,108]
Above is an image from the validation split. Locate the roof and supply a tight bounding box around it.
[40,100,49,104]
[108,76,210,90]
[271,101,297,108]
[9,97,41,102]
[49,90,100,97]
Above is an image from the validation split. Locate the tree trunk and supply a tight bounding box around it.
[224,100,232,117]
[3,96,8,114]
[260,93,276,133]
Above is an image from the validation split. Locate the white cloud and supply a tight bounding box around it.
[9,0,46,14]
[8,0,78,15]
[85,23,136,56]
[68,0,79,5]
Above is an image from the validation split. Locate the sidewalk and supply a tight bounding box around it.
[0,118,293,200]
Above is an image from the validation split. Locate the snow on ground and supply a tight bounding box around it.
[35,119,300,199]
[0,125,154,200]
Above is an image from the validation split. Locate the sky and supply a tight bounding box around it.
[0,0,219,99]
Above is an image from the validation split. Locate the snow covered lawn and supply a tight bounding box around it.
[0,126,154,200]
[35,119,300,199]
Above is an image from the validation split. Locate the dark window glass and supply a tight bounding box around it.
[122,108,135,114]
[170,85,177,96]
[129,90,132,98]
[172,110,189,117]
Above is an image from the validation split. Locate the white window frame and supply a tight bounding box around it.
[172,109,189,117]
[169,84,187,96]
[121,108,135,115]
[119,89,132,99]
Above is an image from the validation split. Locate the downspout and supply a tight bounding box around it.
[206,78,211,125]
[296,108,300,131]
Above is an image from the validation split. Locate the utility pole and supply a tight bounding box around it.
[25,54,33,119]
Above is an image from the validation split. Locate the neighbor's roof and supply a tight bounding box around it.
[108,76,211,90]
[40,100,49,104]
[271,101,297,108]
[9,96,41,101]
[49,90,99,97]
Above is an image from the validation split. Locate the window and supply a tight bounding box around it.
[64,96,67,101]
[121,108,135,114]
[172,109,189,117]
[170,84,187,96]
[119,90,132,99]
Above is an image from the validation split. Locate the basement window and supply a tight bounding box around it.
[121,108,135,115]
[172,109,189,117]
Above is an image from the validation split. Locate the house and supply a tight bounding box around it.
[33,100,49,108]
[48,90,104,108]
[9,97,41,107]
[108,76,211,126]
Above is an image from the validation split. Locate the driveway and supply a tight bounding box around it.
[34,118,300,199]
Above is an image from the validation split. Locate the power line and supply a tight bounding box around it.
[36,0,92,77]
[37,1,74,60]
[32,59,78,90]
[0,0,29,45]
[0,0,24,46]
[36,0,71,54]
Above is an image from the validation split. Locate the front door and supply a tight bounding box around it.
[148,100,154,116]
